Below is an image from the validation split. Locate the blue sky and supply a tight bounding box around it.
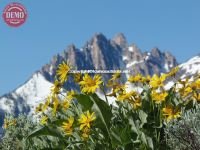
[0,0,200,95]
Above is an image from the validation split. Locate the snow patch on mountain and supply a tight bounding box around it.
[128,46,134,52]
[126,60,144,68]
[179,55,200,78]
[164,63,170,72]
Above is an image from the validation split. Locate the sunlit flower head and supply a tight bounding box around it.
[73,73,82,83]
[151,90,168,104]
[79,74,102,93]
[51,80,61,95]
[179,86,193,98]
[107,83,126,97]
[129,96,142,109]
[162,106,181,122]
[128,74,143,83]
[52,96,60,115]
[110,72,121,81]
[66,90,76,101]
[40,115,48,125]
[42,96,51,112]
[81,127,90,140]
[62,100,70,110]
[35,103,43,113]
[3,119,16,129]
[117,91,137,101]
[191,78,200,90]
[167,67,179,77]
[62,116,74,135]
[3,119,9,129]
[193,92,200,102]
[56,61,70,83]
[142,75,151,83]
[78,111,96,130]
[150,74,166,89]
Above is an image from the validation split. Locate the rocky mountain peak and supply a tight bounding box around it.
[151,47,161,57]
[112,33,127,48]
[90,33,108,45]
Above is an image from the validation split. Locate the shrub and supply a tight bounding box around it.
[165,106,200,150]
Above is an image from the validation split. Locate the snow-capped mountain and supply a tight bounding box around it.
[0,33,198,126]
[0,73,53,124]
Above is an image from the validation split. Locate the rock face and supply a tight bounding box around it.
[0,33,182,124]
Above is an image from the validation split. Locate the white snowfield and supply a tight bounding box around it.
[179,55,200,78]
[0,72,53,114]
[15,73,52,106]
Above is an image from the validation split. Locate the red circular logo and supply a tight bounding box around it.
[2,2,27,27]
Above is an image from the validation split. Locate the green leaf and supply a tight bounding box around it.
[90,94,112,139]
[185,99,195,111]
[139,110,147,127]
[140,132,147,146]
[128,117,138,134]
[26,126,63,139]
[110,126,122,147]
[76,94,94,111]
[146,136,154,150]
[110,126,132,148]
[120,126,132,146]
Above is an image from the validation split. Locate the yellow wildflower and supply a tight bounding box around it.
[196,79,200,89]
[117,91,137,101]
[193,92,200,102]
[151,90,168,104]
[79,74,102,93]
[42,96,51,112]
[107,83,126,97]
[180,86,193,98]
[56,61,70,83]
[51,80,61,95]
[142,75,151,83]
[40,115,48,125]
[162,106,181,122]
[66,90,76,101]
[150,74,166,89]
[81,127,90,140]
[110,72,121,81]
[3,119,9,129]
[35,103,43,113]
[52,96,60,115]
[129,96,142,109]
[78,111,96,130]
[62,116,74,135]
[9,119,17,126]
[128,74,143,83]
[3,118,17,129]
[73,73,82,82]
[191,79,200,90]
[62,100,70,110]
[167,67,179,77]
[113,83,126,93]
